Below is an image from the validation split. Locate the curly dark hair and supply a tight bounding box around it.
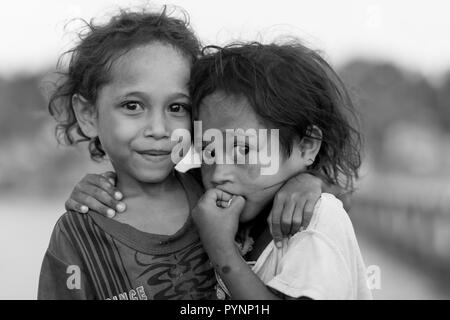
[190,41,362,191]
[48,6,201,160]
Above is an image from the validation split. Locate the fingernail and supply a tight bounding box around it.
[107,209,115,218]
[275,241,282,249]
[114,192,123,200]
[116,202,126,212]
[80,205,88,213]
[108,178,115,185]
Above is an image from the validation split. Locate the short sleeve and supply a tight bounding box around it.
[38,215,95,300]
[266,231,353,300]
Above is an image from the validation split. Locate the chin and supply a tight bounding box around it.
[132,166,175,183]
[238,201,263,223]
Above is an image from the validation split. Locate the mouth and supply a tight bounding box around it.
[214,185,247,200]
[136,149,172,162]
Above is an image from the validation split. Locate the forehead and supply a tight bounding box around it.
[107,42,191,93]
[198,91,264,131]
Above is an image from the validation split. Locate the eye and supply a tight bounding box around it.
[121,101,144,113]
[202,142,216,159]
[168,103,190,115]
[234,144,249,156]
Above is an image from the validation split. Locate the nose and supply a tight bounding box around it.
[210,163,235,188]
[143,109,169,139]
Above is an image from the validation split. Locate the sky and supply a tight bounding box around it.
[1,0,449,78]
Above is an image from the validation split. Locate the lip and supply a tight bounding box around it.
[214,185,245,198]
[137,149,172,156]
[135,149,172,162]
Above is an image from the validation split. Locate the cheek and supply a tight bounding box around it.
[240,166,283,196]
[200,166,214,188]
[170,116,191,132]
[244,163,261,180]
[97,112,140,147]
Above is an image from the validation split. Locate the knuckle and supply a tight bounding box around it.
[272,222,281,230]
[293,214,303,224]
[100,172,110,178]
[281,217,291,227]
[289,193,300,201]
[307,191,318,198]
[275,192,287,202]
[93,189,104,199]
[105,171,115,177]
[99,190,110,199]
[101,181,113,193]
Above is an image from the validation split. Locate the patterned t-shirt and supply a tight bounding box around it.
[38,172,216,300]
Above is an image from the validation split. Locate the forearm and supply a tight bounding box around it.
[208,245,281,300]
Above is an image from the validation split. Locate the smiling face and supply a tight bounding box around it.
[199,91,314,223]
[75,42,192,184]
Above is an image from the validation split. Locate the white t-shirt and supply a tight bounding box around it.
[216,193,373,300]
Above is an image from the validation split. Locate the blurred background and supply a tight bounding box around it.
[1,0,450,299]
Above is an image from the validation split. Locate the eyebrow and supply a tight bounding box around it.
[223,129,258,138]
[119,91,191,102]
[167,92,191,101]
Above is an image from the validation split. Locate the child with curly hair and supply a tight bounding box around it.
[190,42,372,300]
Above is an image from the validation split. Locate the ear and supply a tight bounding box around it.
[299,125,322,166]
[72,94,98,138]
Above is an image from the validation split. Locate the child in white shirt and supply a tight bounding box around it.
[190,41,372,300]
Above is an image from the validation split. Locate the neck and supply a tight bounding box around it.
[115,169,179,200]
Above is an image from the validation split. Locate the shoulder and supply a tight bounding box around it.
[259,194,369,299]
[47,211,94,254]
[306,193,356,241]
[281,193,361,270]
[53,211,93,235]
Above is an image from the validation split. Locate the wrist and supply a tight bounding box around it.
[206,240,240,263]
[198,228,236,248]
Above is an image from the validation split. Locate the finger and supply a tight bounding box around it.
[291,203,305,235]
[101,171,117,186]
[204,188,233,203]
[216,200,232,208]
[198,189,223,210]
[301,198,318,229]
[267,213,273,238]
[218,190,233,202]
[73,184,119,217]
[270,193,286,248]
[65,199,89,214]
[280,197,296,236]
[203,188,220,203]
[73,191,116,218]
[93,175,123,201]
[226,195,245,216]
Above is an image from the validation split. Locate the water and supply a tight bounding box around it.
[0,197,449,299]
